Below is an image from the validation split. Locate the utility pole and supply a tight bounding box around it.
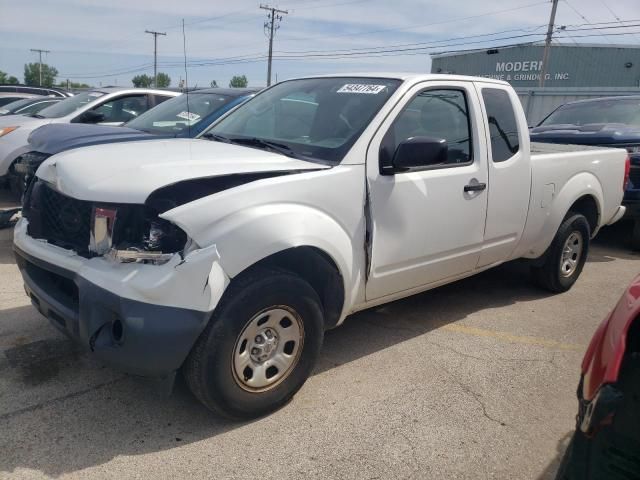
[30,48,50,86]
[145,30,166,88]
[539,0,559,88]
[260,4,288,87]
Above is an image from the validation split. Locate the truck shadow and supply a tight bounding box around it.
[589,220,640,262]
[1,259,551,477]
[0,224,636,476]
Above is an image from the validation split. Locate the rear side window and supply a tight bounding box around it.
[482,88,520,162]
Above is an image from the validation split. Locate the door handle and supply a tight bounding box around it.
[464,182,487,192]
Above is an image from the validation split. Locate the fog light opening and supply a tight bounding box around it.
[112,319,124,344]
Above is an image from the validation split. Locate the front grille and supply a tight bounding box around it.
[25,181,93,255]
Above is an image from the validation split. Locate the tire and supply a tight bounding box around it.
[531,213,590,293]
[183,268,324,419]
[8,167,25,201]
[631,220,640,251]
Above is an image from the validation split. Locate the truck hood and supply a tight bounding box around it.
[28,123,161,156]
[36,138,329,203]
[530,123,640,146]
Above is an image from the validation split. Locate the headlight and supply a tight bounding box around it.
[107,248,174,265]
[0,126,19,138]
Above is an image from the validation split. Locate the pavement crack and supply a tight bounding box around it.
[440,365,507,427]
[427,340,556,366]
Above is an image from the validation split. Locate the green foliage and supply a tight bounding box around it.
[0,71,19,84]
[156,72,171,88]
[24,63,58,86]
[229,75,248,88]
[132,74,153,88]
[58,79,91,89]
[210,80,218,88]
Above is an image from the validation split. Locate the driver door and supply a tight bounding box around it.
[365,81,489,300]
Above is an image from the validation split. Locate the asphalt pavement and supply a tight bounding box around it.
[1,193,639,479]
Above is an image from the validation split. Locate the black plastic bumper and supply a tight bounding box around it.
[14,246,211,377]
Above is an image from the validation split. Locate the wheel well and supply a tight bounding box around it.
[568,195,599,234]
[238,247,345,330]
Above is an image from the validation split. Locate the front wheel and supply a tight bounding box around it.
[183,268,324,419]
[531,213,590,293]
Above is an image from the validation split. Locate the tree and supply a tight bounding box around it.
[156,72,171,88]
[229,75,248,88]
[132,74,153,88]
[210,80,218,88]
[24,63,58,86]
[57,80,91,89]
[0,71,19,84]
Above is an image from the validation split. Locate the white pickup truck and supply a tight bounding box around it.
[13,74,628,418]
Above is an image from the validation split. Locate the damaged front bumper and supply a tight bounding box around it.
[13,219,229,377]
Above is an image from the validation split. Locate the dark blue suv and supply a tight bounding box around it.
[530,96,640,246]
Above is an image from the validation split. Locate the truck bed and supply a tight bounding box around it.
[530,141,624,156]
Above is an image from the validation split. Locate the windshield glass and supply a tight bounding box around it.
[37,91,105,118]
[0,98,36,114]
[127,93,243,136]
[207,77,401,164]
[541,98,640,127]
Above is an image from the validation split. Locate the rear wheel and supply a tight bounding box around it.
[531,213,590,293]
[183,268,324,419]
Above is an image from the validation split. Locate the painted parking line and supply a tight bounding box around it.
[441,324,583,351]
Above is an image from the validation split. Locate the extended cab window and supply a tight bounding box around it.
[382,89,472,168]
[482,88,520,162]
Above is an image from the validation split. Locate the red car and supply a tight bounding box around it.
[556,275,640,479]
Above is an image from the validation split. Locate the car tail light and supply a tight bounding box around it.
[623,154,631,191]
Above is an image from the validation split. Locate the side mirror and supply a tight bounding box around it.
[392,136,448,172]
[80,110,106,124]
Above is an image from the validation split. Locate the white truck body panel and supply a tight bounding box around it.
[14,74,627,328]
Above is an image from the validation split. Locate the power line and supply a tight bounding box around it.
[562,0,618,42]
[145,30,167,88]
[260,4,288,87]
[598,0,640,42]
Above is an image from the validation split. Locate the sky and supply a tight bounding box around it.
[0,0,638,88]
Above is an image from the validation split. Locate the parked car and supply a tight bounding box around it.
[555,274,640,479]
[13,74,628,418]
[0,96,61,116]
[0,93,38,107]
[530,96,640,246]
[0,87,180,194]
[11,88,259,194]
[0,84,73,98]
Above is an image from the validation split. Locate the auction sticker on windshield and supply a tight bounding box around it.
[176,111,201,121]
[337,84,386,94]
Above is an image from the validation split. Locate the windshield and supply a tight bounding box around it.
[540,98,640,127]
[126,92,245,136]
[37,91,105,118]
[207,77,401,164]
[0,98,36,114]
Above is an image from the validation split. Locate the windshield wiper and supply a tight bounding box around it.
[203,134,300,159]
[202,133,232,143]
[227,137,299,158]
[28,114,45,119]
